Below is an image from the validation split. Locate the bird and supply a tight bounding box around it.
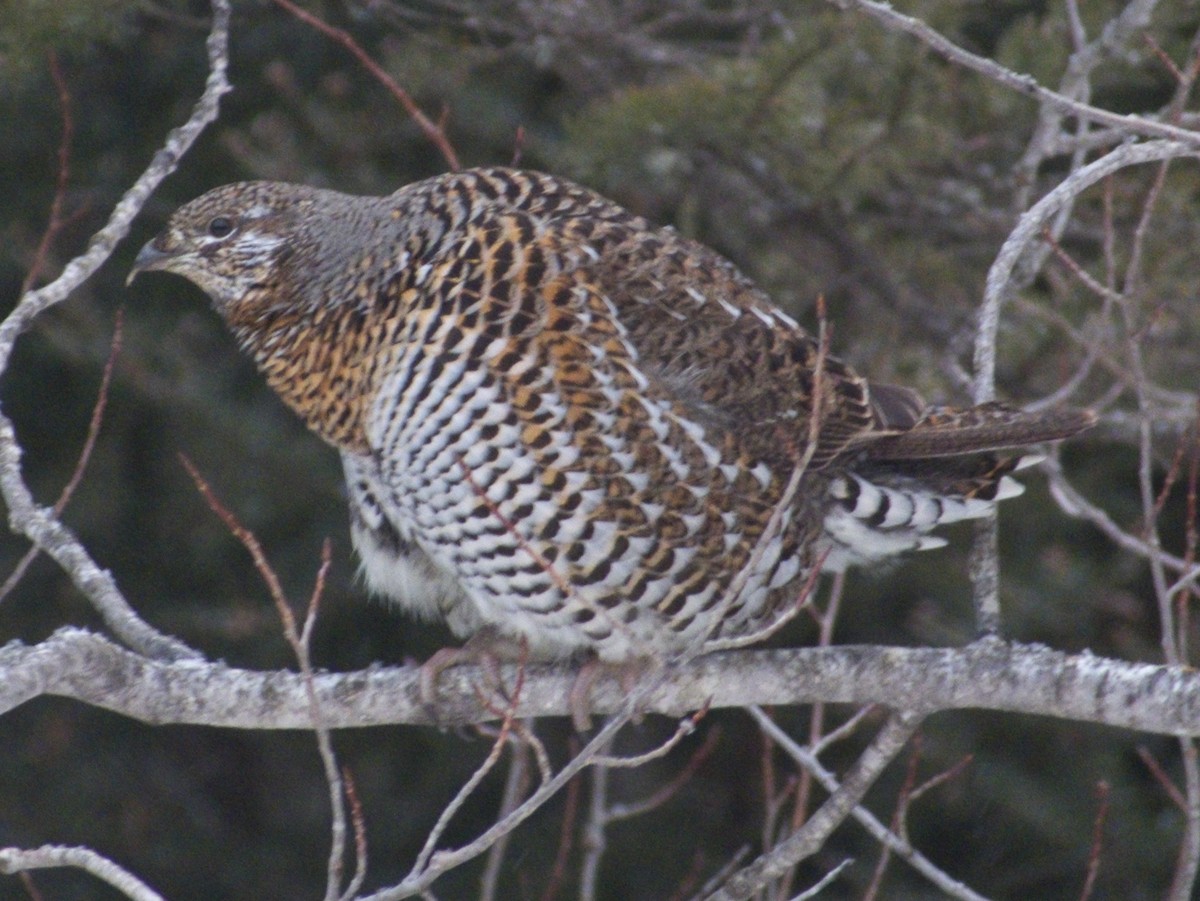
[128,166,1094,668]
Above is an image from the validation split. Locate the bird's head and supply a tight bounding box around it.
[128,181,313,311]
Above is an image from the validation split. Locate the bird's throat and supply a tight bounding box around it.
[227,299,374,455]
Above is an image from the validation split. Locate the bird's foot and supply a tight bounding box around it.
[568,655,659,732]
[418,628,527,725]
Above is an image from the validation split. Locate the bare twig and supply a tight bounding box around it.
[751,708,992,901]
[608,726,720,821]
[707,710,923,901]
[1079,781,1110,901]
[20,51,76,294]
[579,728,613,901]
[363,713,637,899]
[180,458,361,901]
[810,705,877,758]
[790,859,852,900]
[480,741,530,901]
[538,738,582,901]
[0,310,123,604]
[968,141,1200,636]
[591,706,708,770]
[0,0,233,663]
[827,0,1192,150]
[862,733,924,901]
[0,846,164,901]
[268,0,461,170]
[342,768,369,901]
[1138,745,1188,812]
[784,570,846,898]
[974,140,1200,404]
[1169,739,1200,901]
[408,658,526,880]
[1044,454,1193,575]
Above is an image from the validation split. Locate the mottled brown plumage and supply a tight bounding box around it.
[130,167,1094,662]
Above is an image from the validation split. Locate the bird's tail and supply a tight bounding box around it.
[821,403,1095,572]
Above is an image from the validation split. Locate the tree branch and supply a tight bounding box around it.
[827,0,1195,151]
[0,845,164,901]
[4,628,1200,736]
[0,0,233,662]
[707,711,923,900]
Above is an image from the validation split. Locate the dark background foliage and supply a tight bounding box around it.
[0,1,1196,897]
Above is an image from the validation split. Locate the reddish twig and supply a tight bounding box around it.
[1079,780,1111,901]
[1180,414,1200,658]
[863,732,925,901]
[782,570,845,898]
[1137,745,1188,811]
[481,739,533,901]
[179,458,364,900]
[607,724,721,821]
[664,849,707,901]
[511,125,526,168]
[21,51,76,294]
[18,871,44,901]
[1145,35,1185,84]
[0,310,124,604]
[592,702,711,769]
[180,454,293,623]
[538,736,583,901]
[342,767,368,901]
[268,0,461,170]
[909,753,974,804]
[758,717,783,849]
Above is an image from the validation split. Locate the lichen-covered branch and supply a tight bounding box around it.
[4,628,1199,736]
[0,0,232,662]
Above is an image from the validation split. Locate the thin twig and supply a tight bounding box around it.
[828,0,1192,150]
[579,726,613,901]
[20,50,76,294]
[0,846,164,901]
[1138,745,1188,812]
[268,0,461,170]
[1044,454,1192,574]
[707,710,923,901]
[751,708,992,901]
[180,458,358,901]
[413,689,524,879]
[538,737,582,901]
[0,0,233,662]
[480,741,530,901]
[862,733,924,901]
[340,768,369,901]
[1079,781,1110,901]
[608,726,720,821]
[593,705,710,770]
[791,859,852,900]
[0,310,124,604]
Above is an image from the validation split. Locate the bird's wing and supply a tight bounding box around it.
[564,216,898,469]
[552,212,1094,467]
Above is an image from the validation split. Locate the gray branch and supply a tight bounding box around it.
[4,628,1199,735]
[0,0,232,662]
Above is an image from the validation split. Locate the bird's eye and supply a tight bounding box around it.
[207,216,235,239]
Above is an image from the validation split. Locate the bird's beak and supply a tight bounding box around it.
[126,238,178,287]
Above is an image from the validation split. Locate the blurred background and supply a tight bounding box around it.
[1,0,1198,897]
